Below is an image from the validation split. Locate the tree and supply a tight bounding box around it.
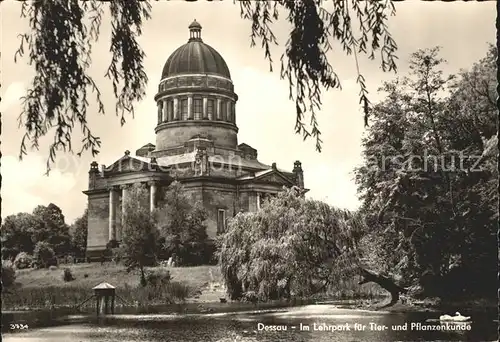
[354,46,497,299]
[156,181,209,266]
[1,212,42,259]
[218,187,403,302]
[1,261,17,289]
[12,0,398,172]
[1,204,72,260]
[119,184,160,286]
[71,209,88,259]
[33,241,56,268]
[32,203,72,256]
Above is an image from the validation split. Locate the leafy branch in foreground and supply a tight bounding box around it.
[239,0,398,151]
[15,0,151,173]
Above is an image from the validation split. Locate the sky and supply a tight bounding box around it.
[0,1,495,224]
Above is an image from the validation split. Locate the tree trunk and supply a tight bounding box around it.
[140,266,147,287]
[358,268,407,305]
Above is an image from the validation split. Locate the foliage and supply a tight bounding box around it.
[145,269,172,288]
[119,184,161,286]
[1,261,17,288]
[218,187,365,301]
[106,239,120,251]
[1,213,42,259]
[1,204,71,260]
[14,252,33,270]
[1,282,190,311]
[71,209,88,258]
[62,267,75,282]
[156,181,209,266]
[31,204,72,256]
[14,1,398,171]
[354,45,498,299]
[33,241,57,269]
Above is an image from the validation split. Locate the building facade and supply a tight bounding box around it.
[84,20,306,260]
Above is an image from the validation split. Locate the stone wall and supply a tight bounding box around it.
[86,192,109,259]
[238,191,250,213]
[155,121,238,150]
[202,188,236,237]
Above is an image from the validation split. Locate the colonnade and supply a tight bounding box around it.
[157,95,235,124]
[108,181,158,241]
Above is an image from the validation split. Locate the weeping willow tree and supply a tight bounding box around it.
[217,187,407,303]
[11,0,398,172]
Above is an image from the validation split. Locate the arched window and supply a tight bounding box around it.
[217,209,226,234]
[167,100,174,121]
[193,97,203,120]
[220,100,227,121]
[180,98,188,120]
[207,99,215,120]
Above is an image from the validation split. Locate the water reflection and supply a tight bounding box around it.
[2,305,497,342]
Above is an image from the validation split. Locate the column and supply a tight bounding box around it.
[257,192,261,210]
[188,96,193,120]
[226,101,231,122]
[216,98,221,120]
[161,99,168,122]
[119,185,129,240]
[173,98,179,120]
[163,99,168,122]
[168,100,174,121]
[202,97,208,119]
[108,187,117,241]
[157,102,163,124]
[149,181,157,212]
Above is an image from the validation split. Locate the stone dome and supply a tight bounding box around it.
[161,20,231,80]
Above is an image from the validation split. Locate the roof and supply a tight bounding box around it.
[93,282,116,290]
[153,153,271,170]
[161,22,231,80]
[189,19,202,30]
[236,168,297,188]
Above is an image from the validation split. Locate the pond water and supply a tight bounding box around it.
[2,305,497,342]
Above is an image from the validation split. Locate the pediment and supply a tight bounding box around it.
[253,170,294,186]
[238,143,256,151]
[106,156,150,173]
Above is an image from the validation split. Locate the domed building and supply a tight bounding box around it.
[84,21,306,260]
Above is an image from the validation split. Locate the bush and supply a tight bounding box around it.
[84,273,89,278]
[111,247,122,264]
[14,252,33,269]
[33,242,56,268]
[146,269,172,287]
[106,239,119,250]
[1,261,16,288]
[62,268,75,282]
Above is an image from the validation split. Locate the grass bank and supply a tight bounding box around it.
[2,263,222,311]
[3,262,418,313]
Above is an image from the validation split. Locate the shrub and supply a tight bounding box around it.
[62,268,75,282]
[84,273,89,278]
[111,247,122,264]
[33,242,56,268]
[146,269,172,287]
[165,281,191,300]
[106,239,120,250]
[14,252,33,269]
[1,261,16,288]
